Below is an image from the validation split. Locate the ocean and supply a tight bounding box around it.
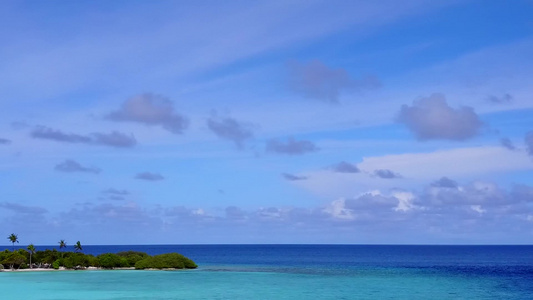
[1,245,532,299]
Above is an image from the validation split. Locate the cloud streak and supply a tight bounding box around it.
[397,94,483,141]
[282,173,308,181]
[107,93,188,134]
[526,131,533,156]
[500,137,516,151]
[31,126,136,148]
[0,202,48,215]
[486,93,512,104]
[135,172,164,181]
[266,137,318,155]
[55,159,101,174]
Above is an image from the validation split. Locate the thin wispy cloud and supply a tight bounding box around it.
[526,131,533,156]
[55,159,101,174]
[500,137,516,151]
[266,137,318,155]
[101,188,130,200]
[31,126,136,148]
[135,172,165,181]
[397,94,483,141]
[486,93,513,105]
[107,93,189,134]
[0,202,48,215]
[102,188,130,196]
[282,173,308,181]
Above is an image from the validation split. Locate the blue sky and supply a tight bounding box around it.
[1,0,532,245]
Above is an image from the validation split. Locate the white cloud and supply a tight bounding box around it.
[292,146,532,199]
[360,146,532,180]
[323,198,355,220]
[393,191,416,212]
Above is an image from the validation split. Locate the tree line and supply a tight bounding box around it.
[2,233,197,270]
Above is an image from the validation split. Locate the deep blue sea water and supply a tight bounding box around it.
[1,245,532,299]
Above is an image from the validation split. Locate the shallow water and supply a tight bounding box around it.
[1,245,532,299]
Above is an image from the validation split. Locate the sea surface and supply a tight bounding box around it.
[1,245,532,299]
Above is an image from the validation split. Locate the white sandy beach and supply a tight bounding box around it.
[0,267,138,272]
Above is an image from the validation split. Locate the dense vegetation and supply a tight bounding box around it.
[0,249,197,270]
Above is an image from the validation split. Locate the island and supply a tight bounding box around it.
[0,249,197,271]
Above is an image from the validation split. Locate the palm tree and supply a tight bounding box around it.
[27,244,36,269]
[59,239,66,257]
[8,233,18,251]
[74,241,83,253]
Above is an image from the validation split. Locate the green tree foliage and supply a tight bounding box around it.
[96,253,124,269]
[117,251,150,267]
[1,240,197,270]
[134,253,197,270]
[34,249,61,265]
[2,252,26,269]
[63,252,92,269]
[52,259,61,270]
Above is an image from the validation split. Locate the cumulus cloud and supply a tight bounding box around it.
[320,182,533,228]
[135,172,164,181]
[266,137,318,155]
[31,126,136,148]
[331,161,360,173]
[0,138,11,145]
[7,181,533,244]
[288,60,380,103]
[373,169,401,179]
[225,206,247,220]
[323,191,411,221]
[431,177,458,188]
[486,93,512,104]
[207,115,254,148]
[500,137,516,151]
[282,173,308,181]
[526,131,533,156]
[106,93,189,134]
[0,202,48,214]
[55,159,101,174]
[397,94,483,141]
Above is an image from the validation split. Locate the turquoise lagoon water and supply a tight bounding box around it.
[1,245,532,299]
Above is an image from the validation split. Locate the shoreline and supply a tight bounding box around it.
[1,267,135,272]
[0,267,194,272]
